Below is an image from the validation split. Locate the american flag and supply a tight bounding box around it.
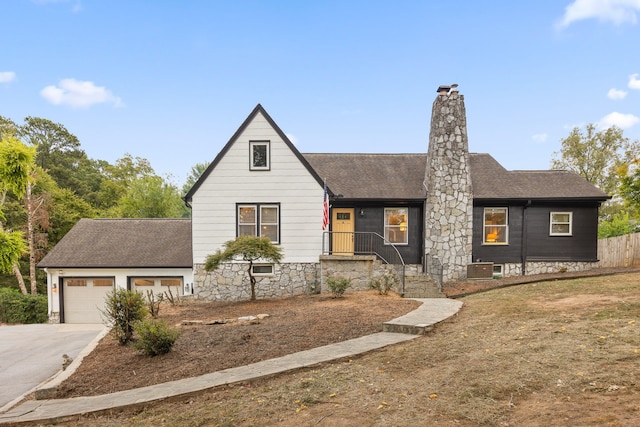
[322,181,329,231]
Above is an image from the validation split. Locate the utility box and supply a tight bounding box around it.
[467,262,494,280]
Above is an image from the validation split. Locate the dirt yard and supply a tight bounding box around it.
[55,291,420,398]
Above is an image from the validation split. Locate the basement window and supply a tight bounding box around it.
[492,264,504,279]
[251,264,274,276]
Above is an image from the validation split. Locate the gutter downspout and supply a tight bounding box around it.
[521,200,531,275]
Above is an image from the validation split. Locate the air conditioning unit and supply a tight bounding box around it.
[467,262,494,280]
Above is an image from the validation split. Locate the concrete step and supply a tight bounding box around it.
[401,274,445,298]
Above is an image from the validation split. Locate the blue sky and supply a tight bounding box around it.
[1,0,639,187]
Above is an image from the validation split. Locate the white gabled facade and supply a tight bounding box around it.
[186,105,326,300]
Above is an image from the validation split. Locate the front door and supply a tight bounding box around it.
[332,208,354,255]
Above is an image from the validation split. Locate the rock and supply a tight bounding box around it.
[204,319,227,325]
[182,320,204,325]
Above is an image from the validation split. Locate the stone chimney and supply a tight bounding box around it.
[424,84,473,282]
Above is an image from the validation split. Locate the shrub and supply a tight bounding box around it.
[145,289,164,318]
[0,287,48,324]
[134,318,180,356]
[369,272,397,295]
[326,276,350,298]
[101,288,147,345]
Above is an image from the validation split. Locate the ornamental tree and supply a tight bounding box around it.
[205,235,283,301]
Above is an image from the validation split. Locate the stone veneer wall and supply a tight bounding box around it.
[320,255,400,293]
[193,262,319,301]
[424,89,474,283]
[502,261,599,277]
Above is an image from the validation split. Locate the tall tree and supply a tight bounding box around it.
[551,124,639,197]
[24,167,52,294]
[97,154,155,211]
[619,159,640,212]
[0,116,18,139]
[18,117,102,203]
[0,135,36,294]
[112,175,189,218]
[181,162,209,196]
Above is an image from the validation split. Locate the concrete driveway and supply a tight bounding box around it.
[0,323,105,411]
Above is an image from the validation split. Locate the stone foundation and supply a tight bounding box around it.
[502,261,599,277]
[193,262,319,301]
[319,255,404,293]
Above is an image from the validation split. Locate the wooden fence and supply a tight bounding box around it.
[597,232,640,268]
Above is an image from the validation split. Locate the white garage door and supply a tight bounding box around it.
[63,278,113,324]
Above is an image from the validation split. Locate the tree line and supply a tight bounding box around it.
[0,116,207,294]
[551,123,640,238]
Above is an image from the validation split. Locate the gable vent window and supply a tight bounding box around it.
[237,203,280,244]
[250,140,270,170]
[550,212,572,236]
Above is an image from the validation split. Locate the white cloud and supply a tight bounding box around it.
[557,0,640,28]
[0,71,16,83]
[629,73,640,89]
[40,78,123,108]
[608,88,628,99]
[532,133,548,143]
[599,111,640,129]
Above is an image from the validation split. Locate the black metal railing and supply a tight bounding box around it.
[322,231,406,293]
[425,254,443,292]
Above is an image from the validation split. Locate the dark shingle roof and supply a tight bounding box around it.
[303,153,428,200]
[469,153,609,200]
[303,152,609,201]
[38,218,192,268]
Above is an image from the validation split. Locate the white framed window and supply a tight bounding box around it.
[483,207,508,244]
[251,264,274,276]
[237,203,280,243]
[250,140,270,170]
[384,208,408,245]
[550,212,572,236]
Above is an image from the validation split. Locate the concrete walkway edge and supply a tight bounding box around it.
[0,298,463,425]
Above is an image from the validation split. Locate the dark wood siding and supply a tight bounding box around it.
[333,204,423,265]
[526,205,599,261]
[472,205,524,263]
[473,201,601,265]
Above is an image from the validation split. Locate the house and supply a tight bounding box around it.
[41,86,609,323]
